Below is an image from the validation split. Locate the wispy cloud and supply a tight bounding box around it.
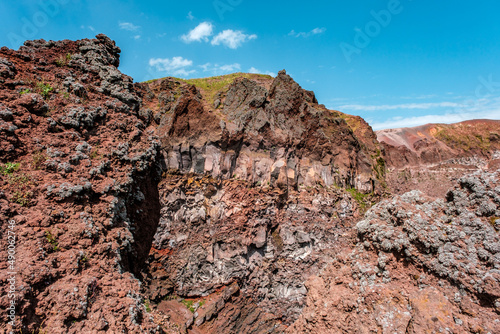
[370,96,500,130]
[133,35,141,40]
[371,109,500,130]
[339,102,463,111]
[211,30,257,49]
[400,94,439,100]
[200,63,241,75]
[187,11,195,20]
[248,67,276,77]
[289,27,326,38]
[119,22,140,31]
[80,25,96,32]
[149,57,195,77]
[181,22,214,43]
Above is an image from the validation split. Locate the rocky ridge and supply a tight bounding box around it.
[139,72,384,194]
[138,67,383,331]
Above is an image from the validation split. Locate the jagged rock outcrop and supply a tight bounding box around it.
[0,35,385,334]
[139,72,383,194]
[289,171,500,333]
[0,35,162,333]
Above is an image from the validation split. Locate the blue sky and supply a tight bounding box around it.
[2,0,500,130]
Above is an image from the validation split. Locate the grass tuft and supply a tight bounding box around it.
[144,72,273,105]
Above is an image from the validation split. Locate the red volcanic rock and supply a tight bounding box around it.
[0,35,163,333]
[134,68,386,331]
[12,93,49,115]
[0,34,385,334]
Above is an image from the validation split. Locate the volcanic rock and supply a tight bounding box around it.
[0,35,162,333]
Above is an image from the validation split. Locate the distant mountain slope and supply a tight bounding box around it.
[377,119,500,197]
[377,119,500,168]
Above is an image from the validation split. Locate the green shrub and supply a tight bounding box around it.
[36,82,54,99]
[1,162,20,175]
[55,53,72,67]
[180,299,196,313]
[45,230,60,252]
[144,300,152,313]
[346,188,373,212]
[3,166,35,207]
[11,190,32,207]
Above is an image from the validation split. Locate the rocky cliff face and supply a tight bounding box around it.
[0,35,162,333]
[134,69,389,332]
[143,172,365,332]
[0,35,383,334]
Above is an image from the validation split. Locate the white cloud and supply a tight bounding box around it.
[248,67,276,77]
[133,35,141,40]
[211,30,257,49]
[311,27,326,34]
[181,22,214,43]
[289,27,326,38]
[187,11,195,20]
[339,102,463,112]
[119,22,140,31]
[200,63,241,75]
[149,57,196,77]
